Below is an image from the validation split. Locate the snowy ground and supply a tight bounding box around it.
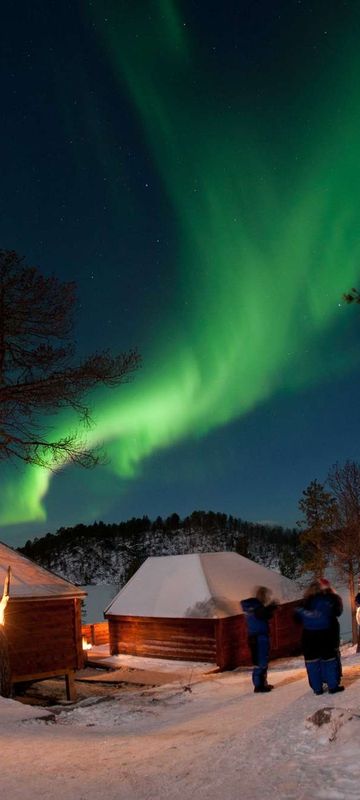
[2,646,360,800]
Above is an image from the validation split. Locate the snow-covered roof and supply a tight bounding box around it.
[105,552,302,619]
[0,541,86,600]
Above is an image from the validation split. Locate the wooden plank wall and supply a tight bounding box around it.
[106,602,302,670]
[82,623,92,643]
[74,599,85,669]
[82,621,109,646]
[215,615,249,670]
[269,600,302,657]
[5,598,84,680]
[107,615,217,663]
[216,600,302,669]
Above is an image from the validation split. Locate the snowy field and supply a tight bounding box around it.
[2,646,360,800]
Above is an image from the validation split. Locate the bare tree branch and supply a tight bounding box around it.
[343,288,360,304]
[0,250,141,468]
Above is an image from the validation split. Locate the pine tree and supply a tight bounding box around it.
[327,462,360,644]
[298,479,336,575]
[299,463,360,644]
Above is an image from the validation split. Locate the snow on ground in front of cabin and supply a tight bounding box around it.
[87,644,216,674]
[1,645,360,800]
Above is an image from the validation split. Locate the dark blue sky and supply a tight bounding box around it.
[1,1,360,545]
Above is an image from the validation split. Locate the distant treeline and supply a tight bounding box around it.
[19,511,303,586]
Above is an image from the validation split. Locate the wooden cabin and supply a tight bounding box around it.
[105,552,302,670]
[0,542,86,699]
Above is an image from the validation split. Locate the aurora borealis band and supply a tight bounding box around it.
[1,1,360,541]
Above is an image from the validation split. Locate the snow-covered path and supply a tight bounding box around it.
[1,654,360,800]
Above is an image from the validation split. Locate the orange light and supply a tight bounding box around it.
[0,566,10,626]
[0,594,8,626]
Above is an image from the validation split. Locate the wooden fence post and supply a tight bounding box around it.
[65,671,77,702]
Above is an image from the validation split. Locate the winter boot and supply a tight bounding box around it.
[254,685,273,693]
[322,657,342,692]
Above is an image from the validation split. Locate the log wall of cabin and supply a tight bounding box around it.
[215,600,302,670]
[215,615,249,670]
[107,602,302,670]
[269,600,302,658]
[82,621,109,646]
[107,615,217,663]
[5,597,84,681]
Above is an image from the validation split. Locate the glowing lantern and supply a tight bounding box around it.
[0,567,11,626]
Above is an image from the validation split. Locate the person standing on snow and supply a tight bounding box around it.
[295,579,344,695]
[318,577,343,681]
[241,586,278,693]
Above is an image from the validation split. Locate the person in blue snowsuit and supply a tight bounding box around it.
[241,586,278,693]
[318,577,343,678]
[295,579,344,695]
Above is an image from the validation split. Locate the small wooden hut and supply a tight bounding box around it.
[0,541,86,699]
[105,552,302,669]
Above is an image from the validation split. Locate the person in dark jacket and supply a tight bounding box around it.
[319,577,343,680]
[295,579,344,695]
[241,586,278,693]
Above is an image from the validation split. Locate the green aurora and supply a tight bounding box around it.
[2,1,360,526]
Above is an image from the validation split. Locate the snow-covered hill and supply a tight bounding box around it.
[20,516,300,588]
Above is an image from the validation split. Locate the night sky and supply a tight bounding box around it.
[2,0,360,546]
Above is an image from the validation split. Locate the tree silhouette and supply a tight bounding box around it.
[0,250,140,468]
[298,479,336,575]
[327,461,360,644]
[299,462,360,644]
[343,288,360,304]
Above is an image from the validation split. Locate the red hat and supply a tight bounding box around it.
[319,578,331,589]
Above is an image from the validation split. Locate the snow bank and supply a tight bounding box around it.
[1,649,360,800]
